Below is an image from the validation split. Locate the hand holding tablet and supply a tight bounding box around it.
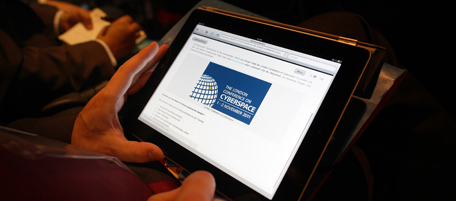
[71,42,168,163]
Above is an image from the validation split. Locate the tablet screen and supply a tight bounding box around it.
[137,24,342,199]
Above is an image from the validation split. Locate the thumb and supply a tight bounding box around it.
[114,140,165,163]
[83,21,93,30]
[81,12,93,29]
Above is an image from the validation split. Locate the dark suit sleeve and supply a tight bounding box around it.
[0,30,115,123]
[29,3,58,32]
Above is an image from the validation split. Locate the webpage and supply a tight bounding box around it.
[138,24,341,199]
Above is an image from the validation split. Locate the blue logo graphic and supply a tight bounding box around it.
[191,62,271,125]
[189,74,219,107]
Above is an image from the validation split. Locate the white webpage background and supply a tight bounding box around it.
[139,26,339,199]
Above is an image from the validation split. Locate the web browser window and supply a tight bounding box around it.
[138,24,342,199]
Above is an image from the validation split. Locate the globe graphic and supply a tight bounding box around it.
[189,74,218,107]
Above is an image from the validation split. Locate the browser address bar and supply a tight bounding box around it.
[220,35,287,57]
[220,34,336,73]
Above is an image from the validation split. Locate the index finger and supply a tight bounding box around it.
[127,44,168,95]
[102,42,160,102]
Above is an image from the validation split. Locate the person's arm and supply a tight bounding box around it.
[0,29,114,123]
[42,0,93,34]
[33,0,139,64]
[28,4,57,31]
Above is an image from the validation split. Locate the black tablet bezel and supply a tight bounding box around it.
[122,8,370,200]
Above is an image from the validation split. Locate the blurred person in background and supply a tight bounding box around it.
[0,0,142,124]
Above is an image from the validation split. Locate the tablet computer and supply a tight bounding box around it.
[122,7,371,200]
